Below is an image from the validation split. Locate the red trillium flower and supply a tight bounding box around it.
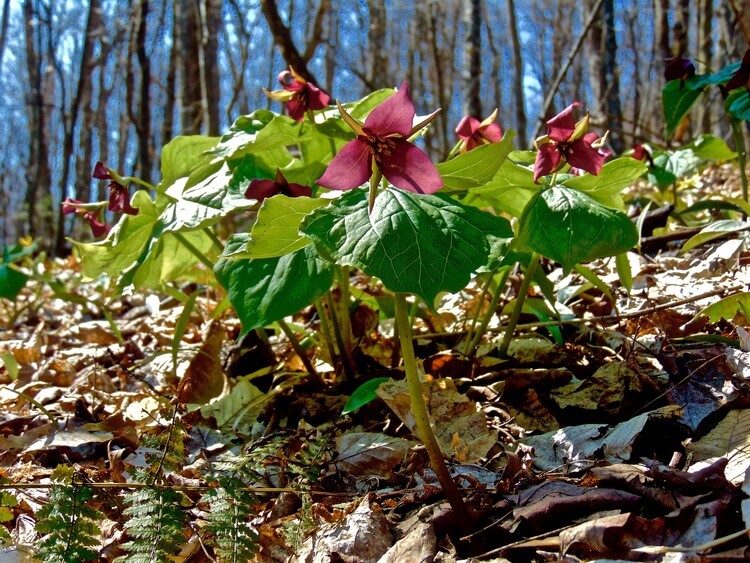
[265,67,331,122]
[631,143,654,166]
[244,169,312,203]
[317,82,443,194]
[725,49,750,93]
[664,55,696,82]
[455,109,503,152]
[533,102,608,183]
[93,161,138,216]
[62,198,110,238]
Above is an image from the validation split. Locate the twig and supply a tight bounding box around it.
[0,482,355,496]
[532,0,605,140]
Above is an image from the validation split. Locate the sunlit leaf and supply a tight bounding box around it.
[300,188,512,306]
[438,133,515,192]
[563,158,647,210]
[680,220,750,253]
[696,292,750,323]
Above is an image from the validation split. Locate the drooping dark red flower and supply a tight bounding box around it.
[317,82,443,194]
[533,103,608,183]
[244,169,312,203]
[265,67,331,122]
[455,109,503,152]
[92,161,138,215]
[631,143,654,166]
[725,49,750,93]
[664,55,696,82]
[62,197,110,238]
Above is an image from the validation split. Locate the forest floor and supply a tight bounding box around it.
[1,164,750,562]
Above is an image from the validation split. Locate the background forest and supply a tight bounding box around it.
[0,0,749,252]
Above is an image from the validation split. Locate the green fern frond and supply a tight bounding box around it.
[116,412,190,562]
[117,487,189,563]
[0,490,18,545]
[202,478,258,562]
[35,465,104,562]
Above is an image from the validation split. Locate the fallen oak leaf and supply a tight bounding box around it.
[176,321,227,405]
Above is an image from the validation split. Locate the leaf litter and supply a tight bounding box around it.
[1,173,750,561]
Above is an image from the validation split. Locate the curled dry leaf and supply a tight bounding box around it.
[175,321,226,405]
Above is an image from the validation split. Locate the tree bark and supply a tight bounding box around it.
[202,0,223,136]
[654,0,671,59]
[506,0,527,147]
[601,0,623,153]
[461,0,482,119]
[261,0,320,85]
[23,0,52,241]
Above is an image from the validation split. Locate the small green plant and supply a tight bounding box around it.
[116,410,189,563]
[35,465,104,562]
[201,478,258,562]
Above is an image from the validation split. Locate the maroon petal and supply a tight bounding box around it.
[546,102,581,142]
[285,98,306,122]
[307,83,331,110]
[379,139,443,194]
[86,213,109,238]
[566,139,607,176]
[364,82,414,137]
[245,178,282,202]
[62,197,81,215]
[533,143,562,183]
[92,161,112,180]
[317,139,373,191]
[286,183,313,197]
[455,116,480,141]
[480,122,503,143]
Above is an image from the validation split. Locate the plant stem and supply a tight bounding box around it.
[467,267,511,359]
[277,318,324,387]
[173,232,214,270]
[326,291,354,380]
[337,265,353,355]
[464,270,496,355]
[730,118,749,207]
[497,253,540,358]
[394,293,474,531]
[314,299,339,366]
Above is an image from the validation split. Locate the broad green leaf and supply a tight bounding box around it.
[211,110,278,158]
[72,190,216,289]
[346,88,395,121]
[159,161,255,233]
[469,159,540,217]
[696,292,750,323]
[71,190,159,280]
[563,158,648,209]
[680,220,750,253]
[437,133,515,192]
[160,136,219,190]
[689,61,741,89]
[688,134,737,161]
[662,79,703,135]
[300,188,513,306]
[342,377,390,414]
[516,186,638,272]
[0,264,27,300]
[243,196,329,259]
[214,244,334,336]
[726,88,750,121]
[678,198,750,217]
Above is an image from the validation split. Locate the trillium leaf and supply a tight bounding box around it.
[438,133,515,192]
[662,79,703,135]
[214,243,334,336]
[0,264,27,300]
[563,158,647,210]
[696,292,750,323]
[517,186,638,272]
[468,159,539,217]
[160,135,219,190]
[243,196,329,259]
[300,188,513,306]
[726,88,750,121]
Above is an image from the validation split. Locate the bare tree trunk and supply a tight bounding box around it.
[654,0,671,59]
[366,0,389,90]
[161,1,178,147]
[673,0,690,57]
[202,0,223,136]
[0,0,11,71]
[600,0,623,153]
[506,0,527,147]
[24,1,53,241]
[698,0,714,132]
[461,0,482,119]
[585,0,604,116]
[181,0,203,134]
